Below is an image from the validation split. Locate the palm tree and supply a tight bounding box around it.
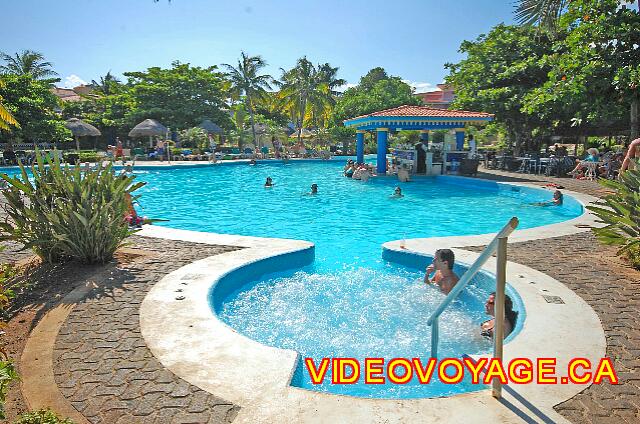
[278,57,334,146]
[0,102,18,131]
[514,0,568,31]
[229,103,250,150]
[223,52,273,149]
[317,63,346,95]
[0,49,57,79]
[90,71,121,95]
[0,80,19,131]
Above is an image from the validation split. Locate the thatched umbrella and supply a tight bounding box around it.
[129,119,168,148]
[65,118,101,151]
[289,128,314,139]
[198,119,223,135]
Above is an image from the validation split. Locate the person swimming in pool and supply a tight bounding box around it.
[531,190,562,207]
[264,176,274,188]
[309,183,318,195]
[390,186,403,198]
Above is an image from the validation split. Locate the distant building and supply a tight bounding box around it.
[51,85,96,102]
[415,84,455,109]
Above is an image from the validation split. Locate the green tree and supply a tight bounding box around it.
[317,63,346,95]
[0,74,70,144]
[515,0,569,31]
[228,103,249,149]
[61,84,136,148]
[332,68,420,123]
[445,25,553,153]
[178,127,208,148]
[124,61,231,131]
[329,125,356,152]
[223,52,273,149]
[90,71,121,96]
[554,0,640,139]
[0,80,18,131]
[278,57,335,146]
[0,50,57,80]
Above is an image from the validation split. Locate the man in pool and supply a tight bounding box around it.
[264,176,274,188]
[424,249,459,295]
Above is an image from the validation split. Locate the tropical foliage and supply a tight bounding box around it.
[0,250,17,420]
[0,79,19,131]
[0,74,70,143]
[446,25,554,153]
[178,127,208,148]
[90,71,121,96]
[333,67,420,123]
[587,164,640,268]
[14,409,74,424]
[0,150,144,264]
[124,61,232,131]
[278,57,335,145]
[223,52,273,147]
[0,50,57,80]
[445,1,639,152]
[514,0,569,30]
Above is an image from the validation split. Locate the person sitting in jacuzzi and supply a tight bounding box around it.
[480,292,518,339]
[264,176,274,188]
[424,249,459,295]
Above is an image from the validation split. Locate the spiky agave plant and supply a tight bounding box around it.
[0,150,145,264]
[587,164,640,266]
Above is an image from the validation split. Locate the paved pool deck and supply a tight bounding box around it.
[16,167,640,423]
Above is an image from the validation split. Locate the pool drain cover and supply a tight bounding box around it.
[543,295,565,304]
[181,273,205,280]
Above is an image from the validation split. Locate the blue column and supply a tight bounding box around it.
[420,130,429,142]
[455,129,465,150]
[356,131,365,164]
[376,128,388,174]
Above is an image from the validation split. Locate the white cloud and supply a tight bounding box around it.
[335,82,357,93]
[62,74,88,88]
[402,80,440,93]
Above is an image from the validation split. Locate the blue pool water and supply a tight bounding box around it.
[1,161,581,398]
[125,161,581,398]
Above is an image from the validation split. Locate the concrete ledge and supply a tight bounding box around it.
[138,225,605,423]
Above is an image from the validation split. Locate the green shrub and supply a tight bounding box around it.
[587,164,640,268]
[76,152,100,163]
[0,358,18,420]
[624,244,640,269]
[14,409,74,424]
[0,150,145,264]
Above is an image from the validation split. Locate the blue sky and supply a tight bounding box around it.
[1,0,516,92]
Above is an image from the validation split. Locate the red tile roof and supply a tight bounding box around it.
[348,105,493,120]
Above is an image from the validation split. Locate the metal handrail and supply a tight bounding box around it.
[427,217,519,362]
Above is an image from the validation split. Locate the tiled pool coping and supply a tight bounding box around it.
[138,180,605,423]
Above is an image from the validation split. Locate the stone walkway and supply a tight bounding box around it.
[469,168,640,423]
[52,236,242,424]
[19,167,640,423]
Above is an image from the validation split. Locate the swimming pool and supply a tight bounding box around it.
[123,160,581,398]
[1,160,582,398]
